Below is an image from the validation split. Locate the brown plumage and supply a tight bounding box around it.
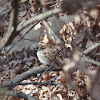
[37,48,55,65]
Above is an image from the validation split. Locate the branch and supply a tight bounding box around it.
[17,8,62,32]
[0,0,19,50]
[6,21,40,54]
[2,65,62,88]
[5,82,57,87]
[0,8,11,19]
[83,42,100,55]
[82,56,100,66]
[0,88,38,100]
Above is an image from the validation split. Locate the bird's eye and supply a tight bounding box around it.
[39,46,45,50]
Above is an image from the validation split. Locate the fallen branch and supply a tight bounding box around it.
[82,56,100,66]
[0,88,38,100]
[5,82,57,87]
[17,8,62,32]
[6,21,40,54]
[2,65,62,88]
[83,42,100,55]
[0,65,61,100]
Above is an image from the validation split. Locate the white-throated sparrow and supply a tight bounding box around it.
[37,48,55,65]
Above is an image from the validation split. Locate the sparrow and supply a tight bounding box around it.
[37,47,55,65]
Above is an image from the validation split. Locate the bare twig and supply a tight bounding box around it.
[5,82,57,87]
[82,42,100,66]
[83,42,100,55]
[6,21,40,54]
[0,8,11,19]
[0,88,38,100]
[42,20,62,44]
[2,65,62,88]
[0,0,19,50]
[82,56,100,66]
[17,8,62,32]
